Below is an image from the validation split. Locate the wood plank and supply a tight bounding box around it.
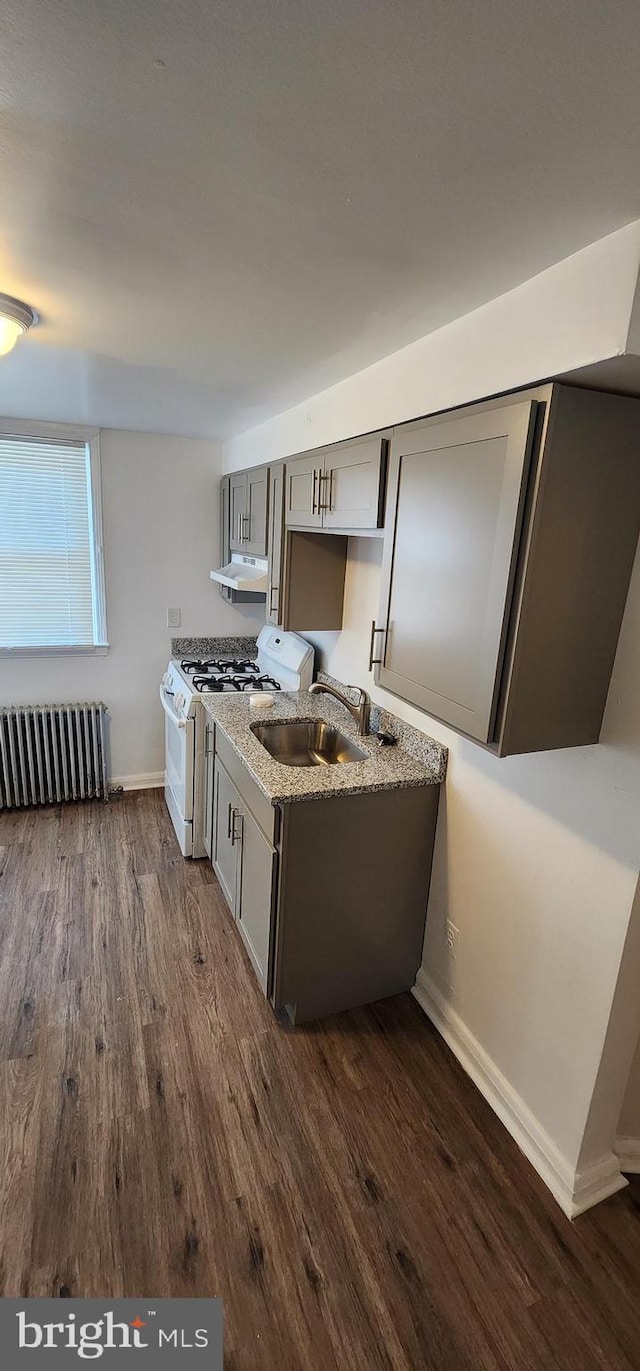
[1,790,640,1369]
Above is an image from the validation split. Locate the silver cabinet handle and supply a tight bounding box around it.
[368,620,386,670]
[242,513,251,542]
[230,808,243,846]
[318,470,332,512]
[205,724,214,756]
[269,585,279,615]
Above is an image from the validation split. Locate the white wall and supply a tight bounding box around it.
[222,223,640,1211]
[303,538,640,1181]
[0,429,265,783]
[224,221,640,470]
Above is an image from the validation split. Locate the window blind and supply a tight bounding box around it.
[0,435,99,647]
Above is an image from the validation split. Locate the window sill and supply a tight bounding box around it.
[0,644,110,659]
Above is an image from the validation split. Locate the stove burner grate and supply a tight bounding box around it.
[181,657,259,676]
[192,672,282,693]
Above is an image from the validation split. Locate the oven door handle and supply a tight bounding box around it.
[159,682,187,728]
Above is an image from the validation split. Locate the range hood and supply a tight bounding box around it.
[210,552,268,594]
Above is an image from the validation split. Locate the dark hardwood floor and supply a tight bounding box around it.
[1,790,640,1368]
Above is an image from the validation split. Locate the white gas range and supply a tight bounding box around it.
[160,625,314,857]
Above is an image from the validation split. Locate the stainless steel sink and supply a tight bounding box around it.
[251,719,368,767]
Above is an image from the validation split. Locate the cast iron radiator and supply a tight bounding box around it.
[0,703,109,808]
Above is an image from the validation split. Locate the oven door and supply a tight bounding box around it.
[160,683,194,855]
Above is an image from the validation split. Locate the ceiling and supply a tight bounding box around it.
[1,0,640,440]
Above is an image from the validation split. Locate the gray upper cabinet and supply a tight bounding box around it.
[374,384,640,755]
[266,463,285,625]
[376,401,536,742]
[322,434,388,530]
[285,433,388,532]
[218,475,233,602]
[229,471,248,551]
[218,475,265,603]
[285,451,321,529]
[246,466,268,555]
[228,466,268,555]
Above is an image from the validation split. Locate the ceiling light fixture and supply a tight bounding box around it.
[0,294,37,357]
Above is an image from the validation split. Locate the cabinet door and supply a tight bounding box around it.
[219,476,232,602]
[376,402,536,742]
[229,472,248,551]
[266,463,285,625]
[245,466,268,555]
[322,436,387,530]
[203,722,215,860]
[285,452,323,528]
[212,759,241,912]
[236,802,275,994]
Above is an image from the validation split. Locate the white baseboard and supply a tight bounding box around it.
[615,1136,640,1174]
[111,771,164,792]
[413,969,628,1219]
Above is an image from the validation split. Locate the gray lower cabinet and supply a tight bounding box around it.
[271,783,439,1025]
[203,721,215,859]
[212,756,240,910]
[235,803,275,994]
[374,383,640,755]
[206,724,440,1022]
[211,746,275,994]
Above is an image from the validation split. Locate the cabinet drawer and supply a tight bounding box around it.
[214,727,276,843]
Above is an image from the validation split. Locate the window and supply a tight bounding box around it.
[0,424,108,654]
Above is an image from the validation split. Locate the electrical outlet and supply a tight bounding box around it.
[446,921,459,956]
[166,607,181,629]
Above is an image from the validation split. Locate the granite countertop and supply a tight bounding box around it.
[200,685,447,805]
[171,634,258,659]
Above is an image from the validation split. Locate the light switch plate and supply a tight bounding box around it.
[167,607,181,628]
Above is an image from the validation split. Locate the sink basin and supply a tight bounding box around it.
[251,719,368,767]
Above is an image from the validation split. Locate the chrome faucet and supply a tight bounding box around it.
[308,680,371,735]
